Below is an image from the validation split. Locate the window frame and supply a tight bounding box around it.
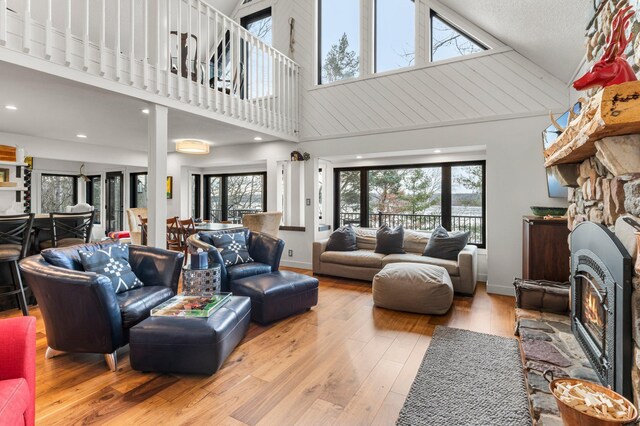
[85,175,102,224]
[429,11,487,63]
[240,7,272,35]
[191,174,202,219]
[317,0,360,85]
[40,173,78,213]
[129,172,148,209]
[333,160,486,248]
[203,172,268,222]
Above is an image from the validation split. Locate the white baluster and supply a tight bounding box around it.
[44,0,52,59]
[221,17,226,115]
[279,54,284,132]
[166,0,172,97]
[197,0,202,106]
[99,0,106,75]
[0,0,7,46]
[142,0,148,89]
[213,11,218,112]
[229,19,239,117]
[129,0,135,85]
[65,0,72,66]
[205,6,211,109]
[261,42,266,127]
[187,0,193,104]
[255,37,259,126]
[22,0,31,53]
[83,0,90,71]
[115,0,121,79]
[243,29,249,122]
[155,0,161,93]
[177,0,183,100]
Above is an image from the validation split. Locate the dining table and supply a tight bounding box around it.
[193,222,243,232]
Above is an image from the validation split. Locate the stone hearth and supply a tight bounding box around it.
[516,309,599,426]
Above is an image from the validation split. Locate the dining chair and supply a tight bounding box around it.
[166,217,182,251]
[0,213,35,315]
[178,218,196,263]
[38,211,95,251]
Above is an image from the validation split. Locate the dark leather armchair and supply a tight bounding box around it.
[187,228,285,292]
[19,241,183,371]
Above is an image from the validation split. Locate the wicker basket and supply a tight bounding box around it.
[547,376,638,425]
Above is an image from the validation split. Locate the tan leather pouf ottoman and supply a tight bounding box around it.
[373,262,454,315]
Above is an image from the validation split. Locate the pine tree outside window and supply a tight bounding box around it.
[318,0,360,84]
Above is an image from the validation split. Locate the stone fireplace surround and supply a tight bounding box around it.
[559,142,640,406]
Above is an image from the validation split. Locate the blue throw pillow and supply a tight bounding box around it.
[211,232,253,267]
[79,244,143,294]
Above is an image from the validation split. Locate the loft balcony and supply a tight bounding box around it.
[0,0,300,141]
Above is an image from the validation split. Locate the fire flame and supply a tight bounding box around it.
[585,290,604,330]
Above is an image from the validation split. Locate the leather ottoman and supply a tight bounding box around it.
[230,271,319,324]
[129,296,251,375]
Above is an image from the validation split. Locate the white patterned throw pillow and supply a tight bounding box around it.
[79,244,144,294]
[211,233,253,267]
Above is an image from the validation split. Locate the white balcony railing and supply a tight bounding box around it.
[0,0,300,139]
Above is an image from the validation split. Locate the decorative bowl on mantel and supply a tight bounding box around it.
[530,206,567,217]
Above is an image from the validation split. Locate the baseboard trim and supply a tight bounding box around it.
[281,260,312,270]
[486,283,515,297]
[478,274,488,282]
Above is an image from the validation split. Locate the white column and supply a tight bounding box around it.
[147,104,168,248]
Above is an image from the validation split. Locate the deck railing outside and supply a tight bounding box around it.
[338,212,484,245]
[0,0,299,138]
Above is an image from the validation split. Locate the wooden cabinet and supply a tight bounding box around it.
[522,216,570,282]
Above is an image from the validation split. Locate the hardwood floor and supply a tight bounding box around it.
[0,269,515,425]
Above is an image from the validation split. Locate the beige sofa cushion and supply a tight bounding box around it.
[403,229,430,253]
[355,228,377,250]
[320,249,386,268]
[382,253,459,276]
[373,263,453,315]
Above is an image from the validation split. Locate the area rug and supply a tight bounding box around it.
[396,326,532,426]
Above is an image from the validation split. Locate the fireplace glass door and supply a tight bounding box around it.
[579,273,606,353]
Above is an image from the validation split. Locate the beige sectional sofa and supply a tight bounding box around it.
[313,227,478,295]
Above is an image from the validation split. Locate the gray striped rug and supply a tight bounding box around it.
[397,326,532,426]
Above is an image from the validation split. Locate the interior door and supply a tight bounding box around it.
[105,172,124,234]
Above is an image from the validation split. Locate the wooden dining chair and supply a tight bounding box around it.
[138,216,148,246]
[166,217,182,251]
[178,218,196,263]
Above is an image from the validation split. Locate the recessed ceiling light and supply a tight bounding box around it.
[4,105,17,110]
[76,134,87,138]
[356,155,363,159]
[253,136,263,141]
[141,108,150,114]
[434,149,442,153]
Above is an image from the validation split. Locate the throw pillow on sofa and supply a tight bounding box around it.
[211,232,253,267]
[375,225,405,254]
[326,224,357,251]
[79,244,143,294]
[422,226,470,261]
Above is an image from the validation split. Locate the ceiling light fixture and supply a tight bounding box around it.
[4,105,17,110]
[176,139,210,155]
[76,134,87,138]
[356,155,363,159]
[434,149,442,153]
[253,136,263,141]
[141,108,150,114]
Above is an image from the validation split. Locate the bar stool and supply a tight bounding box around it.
[0,213,35,316]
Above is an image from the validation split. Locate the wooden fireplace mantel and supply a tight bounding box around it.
[544,81,640,167]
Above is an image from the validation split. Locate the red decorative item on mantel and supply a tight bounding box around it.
[573,5,637,91]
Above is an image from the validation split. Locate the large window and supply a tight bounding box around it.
[40,174,78,213]
[204,173,266,223]
[86,175,101,224]
[241,8,272,45]
[431,13,486,62]
[130,172,148,208]
[319,0,360,84]
[375,0,415,73]
[334,161,485,246]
